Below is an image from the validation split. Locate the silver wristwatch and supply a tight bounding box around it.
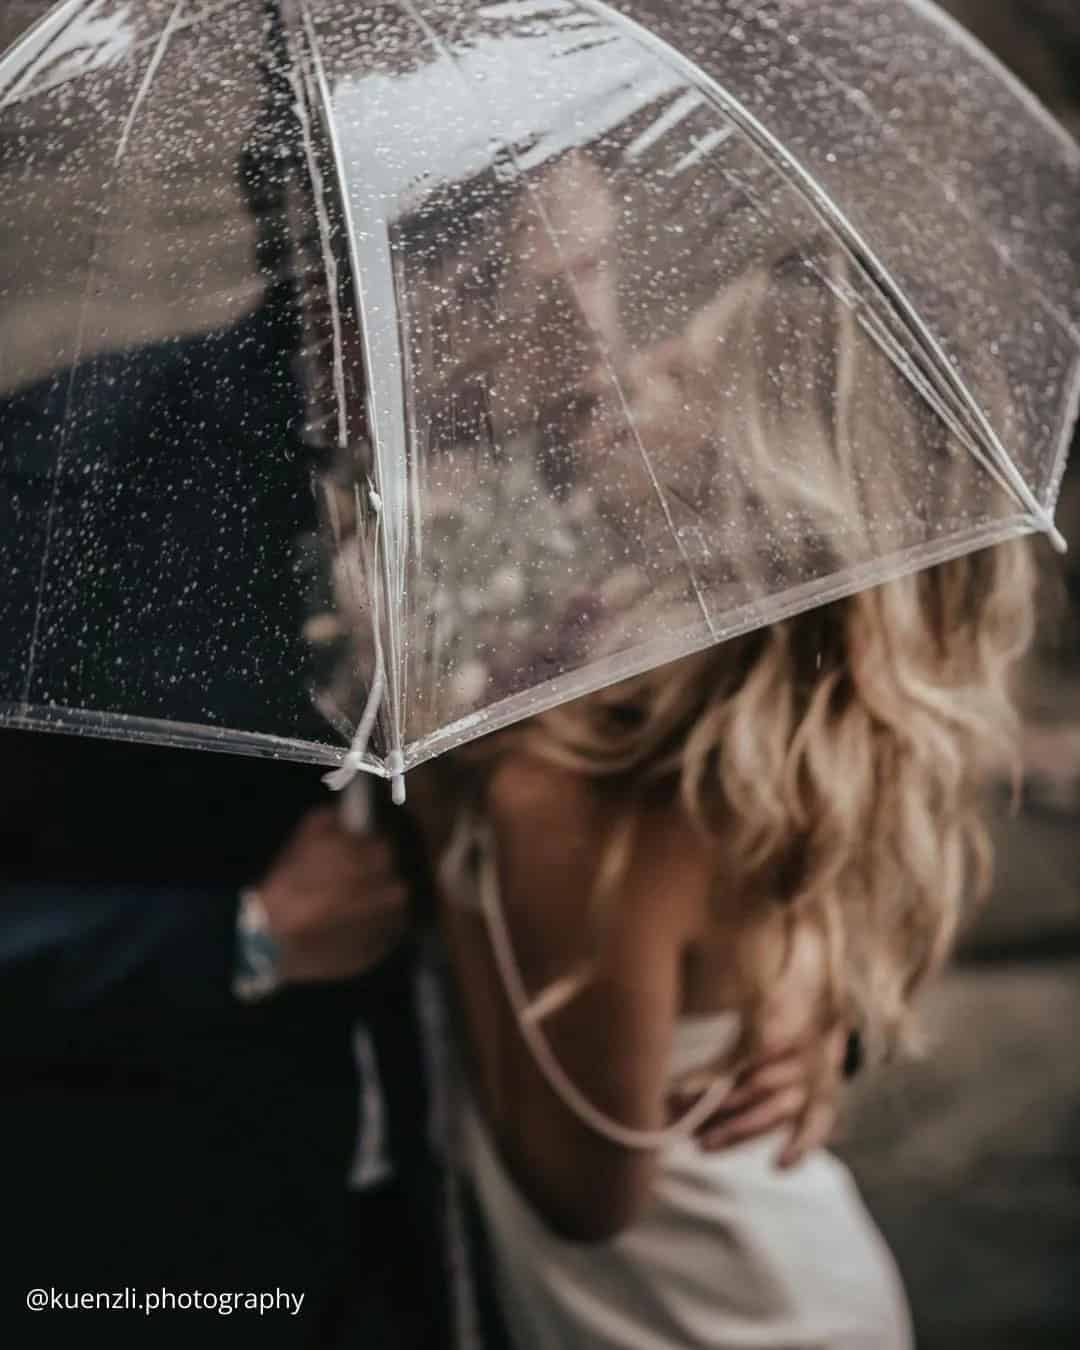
[232,887,285,1003]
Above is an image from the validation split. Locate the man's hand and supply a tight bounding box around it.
[256,806,408,983]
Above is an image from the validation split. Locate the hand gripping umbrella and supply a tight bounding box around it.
[2,0,1078,806]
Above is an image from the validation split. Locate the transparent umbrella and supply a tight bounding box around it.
[1,0,1078,804]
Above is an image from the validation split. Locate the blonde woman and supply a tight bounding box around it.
[405,240,1037,1350]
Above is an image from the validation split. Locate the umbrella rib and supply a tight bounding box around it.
[575,0,1066,553]
[309,479,387,778]
[720,162,1024,509]
[293,0,408,793]
[284,4,391,771]
[397,0,719,641]
[286,52,350,455]
[0,0,83,106]
[0,0,237,110]
[112,0,186,167]
[0,702,350,766]
[322,488,389,793]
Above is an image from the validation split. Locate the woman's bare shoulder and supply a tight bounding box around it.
[484,756,607,907]
[487,754,716,933]
[486,754,595,830]
[628,802,723,929]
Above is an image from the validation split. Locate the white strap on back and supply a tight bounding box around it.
[471,818,734,1151]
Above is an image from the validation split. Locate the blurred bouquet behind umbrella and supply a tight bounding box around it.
[303,148,645,744]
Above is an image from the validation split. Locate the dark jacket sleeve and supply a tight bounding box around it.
[0,880,239,1017]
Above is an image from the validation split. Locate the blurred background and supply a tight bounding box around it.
[831,9,1080,1350]
[1,2,1077,1347]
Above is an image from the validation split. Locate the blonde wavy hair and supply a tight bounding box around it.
[489,243,1037,1062]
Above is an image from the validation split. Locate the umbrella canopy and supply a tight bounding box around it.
[2,0,1078,801]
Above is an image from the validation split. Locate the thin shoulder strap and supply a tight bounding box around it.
[473,819,734,1152]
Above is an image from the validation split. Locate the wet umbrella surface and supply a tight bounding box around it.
[1,0,1078,801]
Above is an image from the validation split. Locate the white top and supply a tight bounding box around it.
[441,815,915,1350]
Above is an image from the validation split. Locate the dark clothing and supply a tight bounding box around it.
[0,725,329,896]
[0,298,449,1344]
[1,737,450,1349]
[0,45,455,1333]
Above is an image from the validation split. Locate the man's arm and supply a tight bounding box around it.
[1,803,409,1047]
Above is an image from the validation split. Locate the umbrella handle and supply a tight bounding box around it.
[339,774,374,836]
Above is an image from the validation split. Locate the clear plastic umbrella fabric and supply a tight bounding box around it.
[2,0,1079,799]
